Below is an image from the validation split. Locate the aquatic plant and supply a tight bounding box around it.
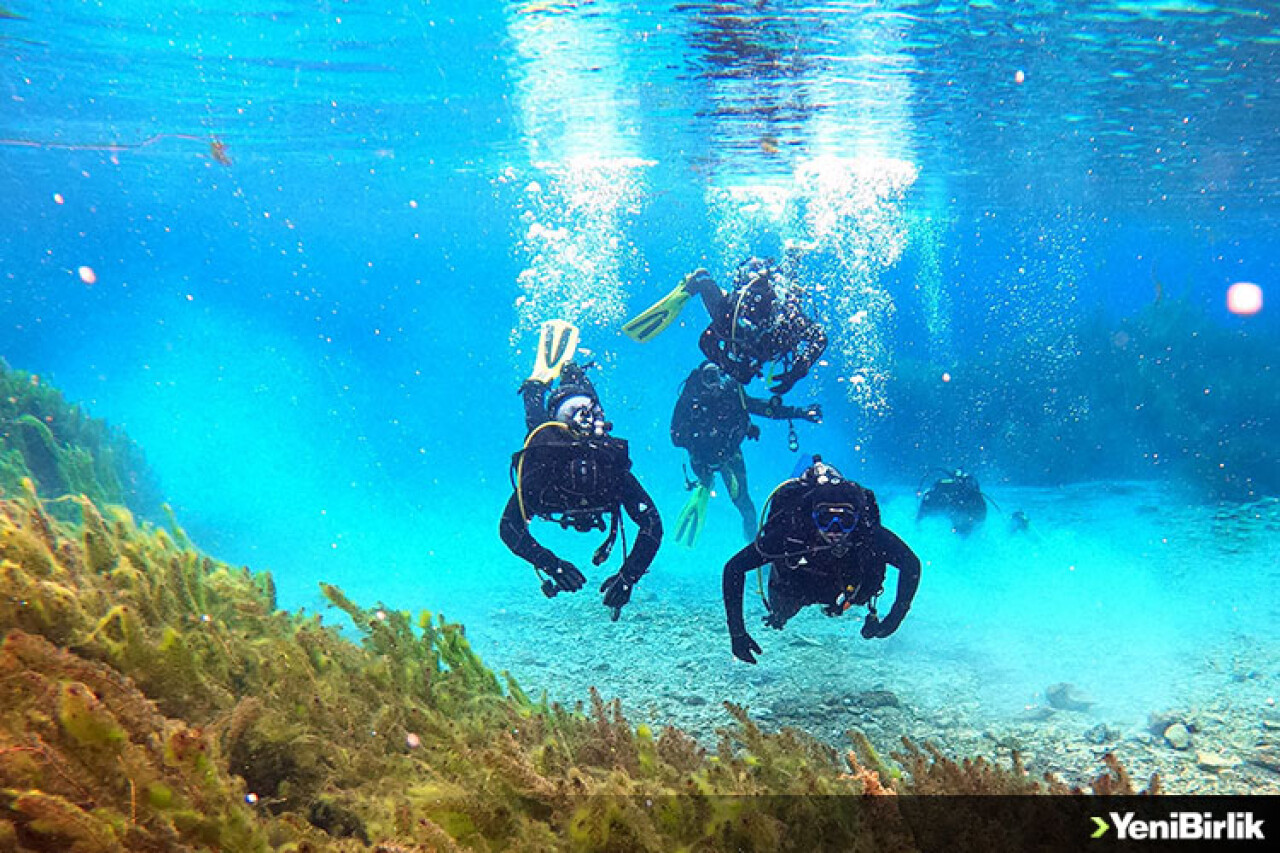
[0,473,1157,849]
[0,360,163,518]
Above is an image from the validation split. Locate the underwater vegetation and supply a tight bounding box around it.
[887,297,1277,501]
[0,360,163,519]
[0,372,1157,851]
[0,485,1157,852]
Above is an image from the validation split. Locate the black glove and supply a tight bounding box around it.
[600,569,641,610]
[861,611,904,639]
[769,371,798,395]
[745,423,761,441]
[542,559,586,593]
[802,403,822,424]
[686,268,714,291]
[517,378,547,395]
[730,631,763,664]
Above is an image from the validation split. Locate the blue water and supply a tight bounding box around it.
[2,1,1278,786]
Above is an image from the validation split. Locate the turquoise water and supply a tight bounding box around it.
[2,1,1277,790]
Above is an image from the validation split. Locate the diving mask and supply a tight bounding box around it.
[812,502,859,537]
[555,394,609,436]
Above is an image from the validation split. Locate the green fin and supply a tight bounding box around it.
[622,280,694,343]
[529,320,580,384]
[724,467,742,501]
[673,484,711,548]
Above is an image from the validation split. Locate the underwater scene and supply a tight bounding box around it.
[2,0,1278,850]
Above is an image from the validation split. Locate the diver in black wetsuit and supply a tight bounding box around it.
[684,258,827,396]
[499,360,662,619]
[722,458,921,664]
[671,361,822,542]
[917,469,988,536]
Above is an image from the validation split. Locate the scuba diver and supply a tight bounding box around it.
[916,468,989,536]
[670,360,822,546]
[722,457,921,664]
[623,257,827,396]
[499,320,663,620]
[1008,510,1031,535]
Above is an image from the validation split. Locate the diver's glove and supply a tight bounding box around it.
[600,567,643,611]
[769,370,799,395]
[517,378,548,395]
[730,630,763,664]
[745,423,761,441]
[802,403,823,423]
[683,267,714,294]
[861,608,906,639]
[542,559,586,594]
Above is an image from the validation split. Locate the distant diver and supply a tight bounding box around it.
[1008,509,1031,535]
[623,257,827,396]
[916,468,989,536]
[500,320,662,620]
[722,457,922,664]
[670,360,822,546]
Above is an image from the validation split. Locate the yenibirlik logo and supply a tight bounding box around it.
[1092,811,1265,841]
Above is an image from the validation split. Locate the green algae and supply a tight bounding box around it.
[0,372,1157,851]
[1,361,162,518]
[0,488,1156,851]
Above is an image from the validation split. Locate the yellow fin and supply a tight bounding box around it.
[529,320,580,383]
[622,280,694,343]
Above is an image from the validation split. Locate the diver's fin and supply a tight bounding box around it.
[622,278,694,343]
[673,484,711,548]
[724,467,742,501]
[529,319,580,384]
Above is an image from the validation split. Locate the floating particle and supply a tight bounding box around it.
[941,372,952,383]
[1226,281,1262,316]
[77,266,96,285]
[53,193,65,204]
[1015,70,1025,84]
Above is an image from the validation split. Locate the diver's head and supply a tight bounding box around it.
[733,257,779,291]
[799,456,845,487]
[551,390,610,437]
[697,361,732,391]
[811,501,860,545]
[731,258,778,339]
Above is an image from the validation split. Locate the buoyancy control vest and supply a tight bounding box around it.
[510,422,632,529]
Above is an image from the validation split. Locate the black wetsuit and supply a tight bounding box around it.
[722,479,921,661]
[670,362,816,538]
[683,272,827,395]
[917,472,987,536]
[499,374,662,608]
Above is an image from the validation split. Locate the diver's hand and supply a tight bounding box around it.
[730,631,762,664]
[684,267,714,291]
[543,559,586,593]
[600,570,639,610]
[769,371,798,395]
[861,611,903,639]
[517,378,548,395]
[746,423,761,441]
[802,403,823,423]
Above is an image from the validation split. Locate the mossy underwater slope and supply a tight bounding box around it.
[0,482,1157,852]
[1,361,162,519]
